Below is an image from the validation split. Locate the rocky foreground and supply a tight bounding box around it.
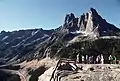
[38,60,120,81]
[1,58,120,81]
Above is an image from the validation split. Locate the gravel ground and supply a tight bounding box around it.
[60,64,120,81]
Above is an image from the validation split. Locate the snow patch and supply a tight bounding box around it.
[17,37,22,39]
[31,30,39,36]
[2,36,8,41]
[70,30,86,34]
[100,36,120,39]
[5,42,9,44]
[41,34,49,39]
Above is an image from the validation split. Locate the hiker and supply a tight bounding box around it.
[113,56,117,64]
[89,56,93,64]
[101,54,104,64]
[93,55,97,64]
[109,55,112,64]
[86,55,89,64]
[88,56,91,64]
[76,54,79,63]
[84,55,88,64]
[76,54,82,63]
[109,55,116,64]
[96,55,101,64]
[82,55,85,64]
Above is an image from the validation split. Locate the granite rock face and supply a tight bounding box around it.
[62,8,120,37]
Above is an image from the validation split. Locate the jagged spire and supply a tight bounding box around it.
[90,7,98,15]
[63,8,119,37]
[64,13,75,24]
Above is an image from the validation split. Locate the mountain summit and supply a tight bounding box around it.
[63,8,120,37]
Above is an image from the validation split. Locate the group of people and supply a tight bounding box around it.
[76,54,117,64]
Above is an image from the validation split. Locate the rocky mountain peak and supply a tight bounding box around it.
[64,13,75,24]
[63,8,120,37]
[90,8,98,15]
[87,8,102,20]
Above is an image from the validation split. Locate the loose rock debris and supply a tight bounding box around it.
[48,59,120,81]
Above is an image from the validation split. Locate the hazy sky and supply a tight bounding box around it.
[0,0,120,31]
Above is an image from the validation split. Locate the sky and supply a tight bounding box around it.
[0,0,120,31]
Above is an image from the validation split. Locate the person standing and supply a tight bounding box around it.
[89,56,93,64]
[109,55,116,64]
[96,54,101,64]
[76,54,82,63]
[113,56,117,64]
[101,54,104,64]
[109,55,113,64]
[82,55,84,64]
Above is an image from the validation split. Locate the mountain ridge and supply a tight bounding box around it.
[0,8,120,64]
